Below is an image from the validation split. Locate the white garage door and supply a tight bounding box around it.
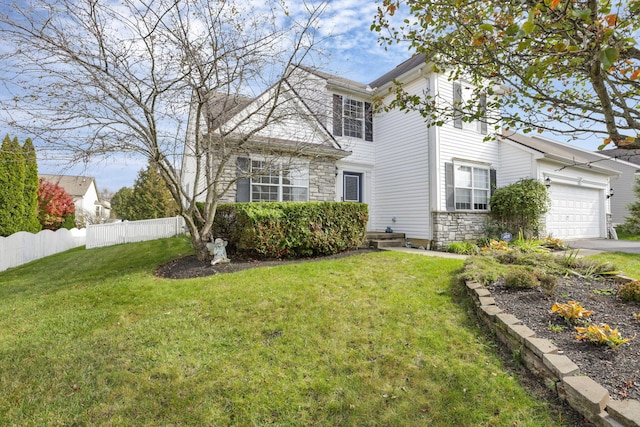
[546,184,603,239]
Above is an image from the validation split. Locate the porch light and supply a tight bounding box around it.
[544,177,551,188]
[607,188,615,199]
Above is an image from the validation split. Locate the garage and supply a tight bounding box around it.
[545,183,604,239]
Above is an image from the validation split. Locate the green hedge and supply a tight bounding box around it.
[213,202,368,259]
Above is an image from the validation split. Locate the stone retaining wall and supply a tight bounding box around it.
[466,279,640,427]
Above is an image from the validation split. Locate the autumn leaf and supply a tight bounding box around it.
[631,70,640,80]
[550,0,561,9]
[604,14,617,26]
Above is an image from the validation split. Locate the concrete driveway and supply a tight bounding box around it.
[565,239,640,255]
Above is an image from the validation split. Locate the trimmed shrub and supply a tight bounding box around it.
[212,202,368,259]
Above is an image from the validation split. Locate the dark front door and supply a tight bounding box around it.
[343,172,362,202]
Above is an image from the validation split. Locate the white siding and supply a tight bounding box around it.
[433,74,500,212]
[599,159,638,225]
[371,78,431,239]
[498,141,536,186]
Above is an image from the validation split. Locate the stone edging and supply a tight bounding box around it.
[465,279,640,427]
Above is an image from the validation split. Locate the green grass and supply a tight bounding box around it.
[616,231,640,241]
[586,252,640,280]
[0,238,572,426]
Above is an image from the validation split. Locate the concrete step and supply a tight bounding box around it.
[369,239,405,249]
[366,232,406,240]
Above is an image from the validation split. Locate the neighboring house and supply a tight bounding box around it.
[596,148,640,225]
[39,174,110,226]
[182,55,620,247]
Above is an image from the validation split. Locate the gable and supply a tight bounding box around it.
[208,81,343,153]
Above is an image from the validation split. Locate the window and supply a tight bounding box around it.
[332,94,373,141]
[454,164,489,210]
[343,172,362,202]
[250,160,309,202]
[453,82,487,135]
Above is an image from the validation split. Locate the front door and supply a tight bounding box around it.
[343,172,362,202]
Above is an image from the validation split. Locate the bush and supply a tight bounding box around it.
[619,281,640,302]
[489,179,550,238]
[212,202,368,259]
[504,267,539,289]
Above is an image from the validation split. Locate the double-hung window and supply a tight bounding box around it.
[332,94,373,141]
[453,82,488,135]
[250,160,309,202]
[454,164,490,210]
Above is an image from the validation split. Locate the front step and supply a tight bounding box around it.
[366,231,406,249]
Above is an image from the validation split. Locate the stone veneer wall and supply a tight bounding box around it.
[308,158,337,201]
[431,211,489,250]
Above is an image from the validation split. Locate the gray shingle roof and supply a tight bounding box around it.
[597,148,640,166]
[39,174,96,198]
[368,54,428,89]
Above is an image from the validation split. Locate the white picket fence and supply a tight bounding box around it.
[0,228,87,273]
[0,216,186,272]
[86,216,185,249]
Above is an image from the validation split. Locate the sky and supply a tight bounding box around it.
[0,0,605,194]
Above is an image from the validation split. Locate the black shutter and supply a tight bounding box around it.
[236,156,250,202]
[364,102,373,141]
[453,82,462,129]
[445,162,455,211]
[479,94,488,135]
[332,94,343,136]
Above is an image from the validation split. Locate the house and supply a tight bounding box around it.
[39,174,110,226]
[182,55,619,247]
[596,148,640,225]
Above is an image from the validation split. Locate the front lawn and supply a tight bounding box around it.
[0,238,571,426]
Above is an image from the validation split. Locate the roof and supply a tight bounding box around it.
[368,54,428,89]
[501,133,621,175]
[597,148,640,166]
[294,65,370,93]
[203,92,253,130]
[39,174,97,198]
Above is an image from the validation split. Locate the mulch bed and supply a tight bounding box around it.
[155,248,379,279]
[486,275,640,402]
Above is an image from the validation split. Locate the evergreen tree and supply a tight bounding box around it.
[0,135,26,236]
[620,177,640,235]
[22,138,41,233]
[110,187,135,220]
[128,163,179,220]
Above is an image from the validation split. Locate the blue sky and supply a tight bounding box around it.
[0,0,603,193]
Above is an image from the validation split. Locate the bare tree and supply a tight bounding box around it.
[0,0,331,260]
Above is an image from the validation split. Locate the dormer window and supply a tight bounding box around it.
[332,94,373,141]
